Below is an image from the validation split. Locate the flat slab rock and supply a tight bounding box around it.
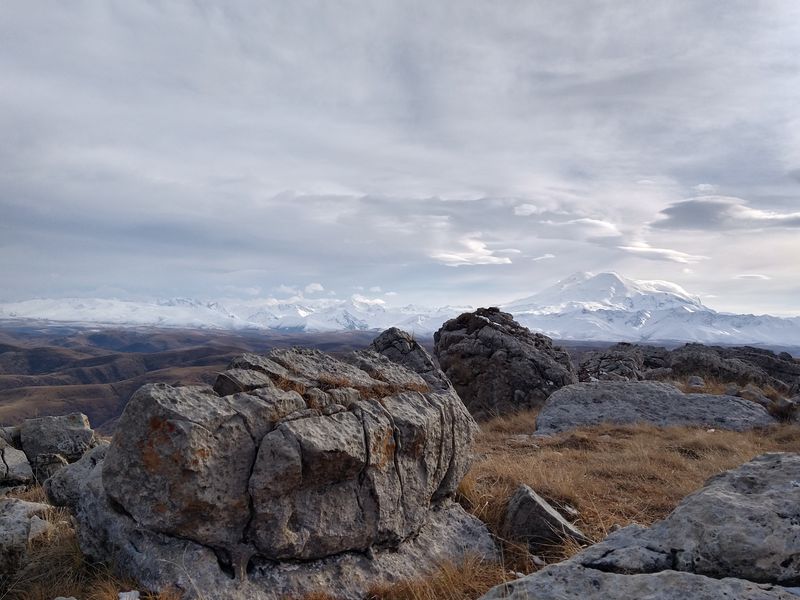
[481,562,798,600]
[481,453,800,599]
[536,381,776,435]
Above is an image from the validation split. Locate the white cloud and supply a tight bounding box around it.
[432,235,513,267]
[532,253,556,261]
[618,242,706,264]
[276,284,298,296]
[369,286,382,292]
[734,274,771,280]
[384,291,398,296]
[305,282,325,294]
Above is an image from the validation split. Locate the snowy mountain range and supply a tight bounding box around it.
[2,272,799,346]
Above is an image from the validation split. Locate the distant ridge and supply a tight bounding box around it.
[2,272,799,346]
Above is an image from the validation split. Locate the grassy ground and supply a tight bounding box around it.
[4,409,800,600]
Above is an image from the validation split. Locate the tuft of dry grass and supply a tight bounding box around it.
[675,376,731,396]
[367,555,509,600]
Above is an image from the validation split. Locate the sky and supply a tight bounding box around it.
[1,1,800,315]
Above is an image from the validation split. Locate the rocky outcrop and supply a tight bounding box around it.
[501,484,590,550]
[434,308,577,418]
[19,412,96,480]
[579,343,800,392]
[69,331,495,599]
[481,453,800,599]
[578,343,670,382]
[0,498,51,577]
[536,381,776,435]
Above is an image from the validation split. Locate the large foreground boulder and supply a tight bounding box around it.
[434,308,577,418]
[69,331,496,599]
[536,381,776,435]
[481,453,800,599]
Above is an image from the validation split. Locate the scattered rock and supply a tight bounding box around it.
[501,484,590,550]
[686,375,705,389]
[72,331,495,598]
[19,412,95,480]
[481,453,800,599]
[118,592,140,600]
[45,441,109,507]
[434,308,577,418]
[0,498,50,576]
[738,383,774,408]
[0,438,33,485]
[536,381,776,435]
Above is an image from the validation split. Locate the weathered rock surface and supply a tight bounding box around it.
[481,453,800,599]
[578,343,670,382]
[19,412,95,479]
[536,381,776,435]
[434,308,577,418]
[577,453,800,584]
[45,441,109,507]
[578,343,800,392]
[71,330,494,599]
[369,328,452,391]
[481,562,797,599]
[501,484,590,549]
[0,498,50,577]
[0,437,33,484]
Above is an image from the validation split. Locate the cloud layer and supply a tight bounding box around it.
[1,1,799,314]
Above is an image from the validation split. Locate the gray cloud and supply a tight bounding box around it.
[653,197,800,231]
[1,1,799,313]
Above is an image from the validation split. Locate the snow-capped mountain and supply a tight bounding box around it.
[503,272,800,346]
[1,272,799,346]
[0,294,471,336]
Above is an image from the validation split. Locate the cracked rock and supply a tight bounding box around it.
[72,329,494,599]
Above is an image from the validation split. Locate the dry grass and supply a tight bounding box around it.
[0,486,177,600]
[460,415,800,558]
[367,555,509,600]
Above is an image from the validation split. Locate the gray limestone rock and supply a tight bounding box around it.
[536,381,776,435]
[19,412,95,479]
[480,562,797,600]
[0,498,50,577]
[434,308,577,418]
[576,453,800,585]
[72,331,490,598]
[45,441,109,507]
[0,438,33,484]
[500,484,590,550]
[369,327,452,391]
